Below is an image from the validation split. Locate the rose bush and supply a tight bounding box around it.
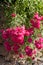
[1,12,43,62]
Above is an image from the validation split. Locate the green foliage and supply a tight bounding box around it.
[1,0,43,28]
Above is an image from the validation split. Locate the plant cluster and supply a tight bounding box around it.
[1,12,43,62]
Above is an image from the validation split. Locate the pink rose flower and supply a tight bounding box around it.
[6,28,12,34]
[19,53,24,58]
[34,21,40,29]
[40,16,43,21]
[25,29,30,36]
[4,41,11,52]
[11,13,16,17]
[28,38,32,43]
[25,46,33,57]
[2,30,8,40]
[11,26,25,45]
[33,12,41,20]
[35,40,42,49]
[13,44,20,54]
[28,27,34,35]
[32,48,37,55]
[39,37,43,43]
[30,19,40,29]
[17,35,24,45]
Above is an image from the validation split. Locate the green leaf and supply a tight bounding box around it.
[26,57,32,63]
[9,0,12,3]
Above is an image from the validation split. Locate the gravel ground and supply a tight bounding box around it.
[0,45,43,65]
[0,56,43,65]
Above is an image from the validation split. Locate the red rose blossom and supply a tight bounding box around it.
[11,13,16,17]
[25,46,33,57]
